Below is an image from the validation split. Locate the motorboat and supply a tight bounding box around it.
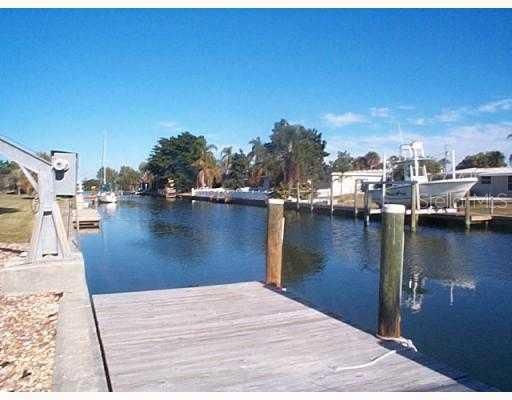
[369,141,477,208]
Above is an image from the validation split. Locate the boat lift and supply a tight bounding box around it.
[0,136,75,262]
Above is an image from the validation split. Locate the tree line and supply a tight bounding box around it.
[141,119,509,195]
[0,152,50,195]
[81,165,142,192]
[1,120,510,195]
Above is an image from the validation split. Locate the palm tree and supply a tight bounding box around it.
[194,142,220,188]
[220,146,233,177]
[247,137,269,187]
[248,137,266,164]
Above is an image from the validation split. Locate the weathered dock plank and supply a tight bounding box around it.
[93,281,490,391]
[73,208,101,229]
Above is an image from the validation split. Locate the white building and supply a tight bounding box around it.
[331,170,384,196]
[455,167,512,197]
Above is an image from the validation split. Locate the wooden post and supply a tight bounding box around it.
[410,182,417,232]
[490,196,494,216]
[364,186,370,227]
[353,179,359,217]
[465,192,471,230]
[266,199,285,288]
[378,204,405,338]
[296,183,300,211]
[309,182,314,212]
[330,175,334,215]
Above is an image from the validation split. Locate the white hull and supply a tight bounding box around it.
[369,178,477,208]
[98,192,118,204]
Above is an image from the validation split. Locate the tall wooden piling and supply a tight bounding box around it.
[363,187,370,227]
[330,176,334,215]
[309,181,314,212]
[378,204,405,338]
[353,179,359,217]
[266,199,285,288]
[410,182,417,232]
[296,184,300,211]
[465,192,471,230]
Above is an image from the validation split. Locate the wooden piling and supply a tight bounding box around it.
[378,204,405,338]
[296,184,300,211]
[363,187,370,226]
[490,196,494,216]
[266,199,285,288]
[353,179,359,217]
[330,176,334,215]
[465,192,471,230]
[410,182,417,232]
[309,183,314,212]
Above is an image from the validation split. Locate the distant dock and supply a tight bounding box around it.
[73,208,101,229]
[92,281,491,391]
[180,193,509,229]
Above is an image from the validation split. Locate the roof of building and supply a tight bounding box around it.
[455,167,512,176]
[331,169,383,177]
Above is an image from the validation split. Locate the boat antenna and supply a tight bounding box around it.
[398,123,404,144]
[102,131,107,186]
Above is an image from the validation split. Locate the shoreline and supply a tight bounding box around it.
[178,193,512,231]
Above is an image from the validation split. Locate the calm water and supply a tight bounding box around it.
[81,197,512,391]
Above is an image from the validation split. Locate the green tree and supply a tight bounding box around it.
[456,151,507,169]
[96,167,119,188]
[146,132,218,192]
[267,119,328,190]
[193,142,220,188]
[423,158,443,175]
[331,151,353,173]
[117,166,141,192]
[82,178,100,192]
[223,150,250,189]
[352,151,381,170]
[247,137,270,187]
[248,137,266,164]
[220,146,233,178]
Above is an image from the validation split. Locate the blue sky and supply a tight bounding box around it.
[1,9,512,179]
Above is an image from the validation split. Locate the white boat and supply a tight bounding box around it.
[97,132,118,204]
[369,141,477,208]
[97,191,117,204]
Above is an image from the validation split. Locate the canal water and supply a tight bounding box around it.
[81,197,512,391]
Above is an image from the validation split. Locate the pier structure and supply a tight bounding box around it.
[91,199,492,392]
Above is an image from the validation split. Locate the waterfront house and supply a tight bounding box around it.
[456,167,512,197]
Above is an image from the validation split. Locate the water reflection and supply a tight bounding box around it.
[283,243,325,283]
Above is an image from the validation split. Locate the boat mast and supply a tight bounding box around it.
[102,132,107,186]
[451,149,456,179]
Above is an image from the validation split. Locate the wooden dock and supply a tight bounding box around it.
[93,282,490,391]
[73,208,101,229]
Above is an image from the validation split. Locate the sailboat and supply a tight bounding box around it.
[369,141,477,208]
[97,133,118,204]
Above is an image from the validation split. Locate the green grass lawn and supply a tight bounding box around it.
[0,194,34,243]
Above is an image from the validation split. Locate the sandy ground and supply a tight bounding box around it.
[0,243,29,269]
[0,292,62,391]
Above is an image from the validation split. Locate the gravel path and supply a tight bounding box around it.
[0,292,62,391]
